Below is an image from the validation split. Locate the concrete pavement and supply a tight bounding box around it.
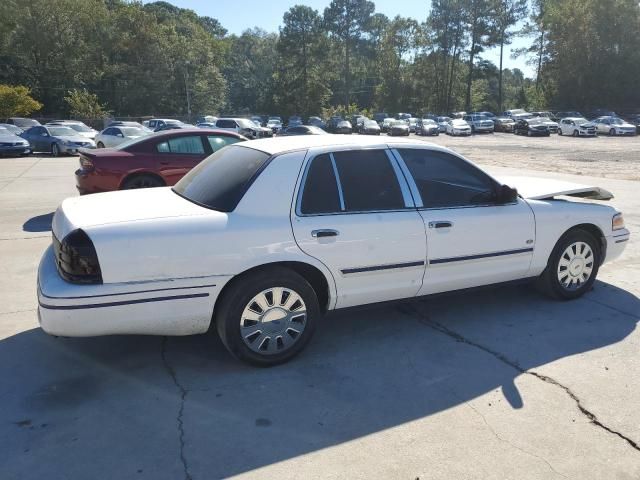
[0,143,638,479]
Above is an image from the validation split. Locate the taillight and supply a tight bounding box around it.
[53,229,102,284]
[79,155,94,171]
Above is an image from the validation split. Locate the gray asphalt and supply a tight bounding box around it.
[1,136,638,479]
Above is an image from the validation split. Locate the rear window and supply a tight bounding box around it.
[173,145,270,212]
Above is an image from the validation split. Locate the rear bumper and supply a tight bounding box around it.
[75,168,120,195]
[38,245,229,336]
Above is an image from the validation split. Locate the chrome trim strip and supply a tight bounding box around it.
[430,247,534,265]
[386,149,415,207]
[329,152,346,211]
[615,239,629,244]
[341,260,425,275]
[39,293,209,310]
[390,148,423,207]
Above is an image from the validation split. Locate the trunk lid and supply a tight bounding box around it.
[52,187,215,239]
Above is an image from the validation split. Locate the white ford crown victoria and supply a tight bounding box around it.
[38,136,630,365]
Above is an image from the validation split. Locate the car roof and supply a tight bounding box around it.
[238,134,447,155]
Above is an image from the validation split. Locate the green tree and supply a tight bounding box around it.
[323,0,375,106]
[0,84,42,118]
[495,0,528,111]
[63,88,109,118]
[274,6,331,117]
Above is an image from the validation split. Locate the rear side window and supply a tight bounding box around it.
[156,136,205,154]
[216,119,236,129]
[300,154,341,214]
[207,135,241,152]
[398,148,498,208]
[333,150,405,212]
[173,145,270,212]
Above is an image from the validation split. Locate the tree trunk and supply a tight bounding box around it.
[345,37,350,106]
[465,36,477,112]
[536,30,544,91]
[446,30,461,113]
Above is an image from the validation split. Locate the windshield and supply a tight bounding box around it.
[48,126,77,136]
[121,127,147,136]
[307,126,327,134]
[422,120,436,125]
[173,145,271,212]
[437,117,450,122]
[364,120,378,126]
[0,124,22,134]
[392,120,406,126]
[267,120,281,125]
[575,118,589,123]
[236,119,254,129]
[610,118,625,125]
[67,124,93,133]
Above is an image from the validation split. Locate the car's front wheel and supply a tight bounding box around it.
[536,229,601,300]
[97,141,105,148]
[215,267,320,366]
[609,128,616,136]
[51,143,60,157]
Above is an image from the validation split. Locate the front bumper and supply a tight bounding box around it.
[604,229,630,264]
[61,144,96,155]
[0,145,31,155]
[37,245,226,337]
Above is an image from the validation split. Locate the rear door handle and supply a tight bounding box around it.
[311,229,339,238]
[428,221,453,229]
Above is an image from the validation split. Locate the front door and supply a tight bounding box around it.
[291,147,426,308]
[391,147,535,295]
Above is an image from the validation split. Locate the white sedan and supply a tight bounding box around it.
[38,136,629,365]
[592,116,637,136]
[446,118,472,136]
[95,126,150,148]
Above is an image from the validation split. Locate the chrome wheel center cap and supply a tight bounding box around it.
[261,307,288,331]
[569,257,585,276]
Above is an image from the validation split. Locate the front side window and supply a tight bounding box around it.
[173,145,270,212]
[333,150,405,212]
[156,136,205,154]
[398,148,499,208]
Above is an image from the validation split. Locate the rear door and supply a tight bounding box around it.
[291,147,427,308]
[392,147,535,295]
[153,134,209,185]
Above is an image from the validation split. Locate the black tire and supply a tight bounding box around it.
[573,130,579,137]
[609,128,616,137]
[51,143,60,157]
[558,129,563,136]
[215,267,320,366]
[97,141,105,148]
[535,228,601,300]
[121,174,165,190]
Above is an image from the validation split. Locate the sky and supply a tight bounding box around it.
[144,0,534,76]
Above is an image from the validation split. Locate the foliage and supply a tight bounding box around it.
[63,89,109,118]
[0,84,42,118]
[0,0,639,117]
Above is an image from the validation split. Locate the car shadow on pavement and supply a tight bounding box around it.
[0,281,638,479]
[22,212,54,232]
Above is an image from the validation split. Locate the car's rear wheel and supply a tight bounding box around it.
[121,174,165,190]
[51,143,60,157]
[97,141,105,148]
[536,229,600,300]
[215,267,320,366]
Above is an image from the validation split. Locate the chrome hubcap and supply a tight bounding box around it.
[240,287,306,355]
[557,242,594,290]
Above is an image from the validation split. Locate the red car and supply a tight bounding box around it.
[75,129,246,194]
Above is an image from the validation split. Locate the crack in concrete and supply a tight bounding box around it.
[401,302,640,453]
[160,337,193,480]
[466,402,568,478]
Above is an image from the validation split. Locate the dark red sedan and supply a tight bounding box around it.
[75,129,246,194]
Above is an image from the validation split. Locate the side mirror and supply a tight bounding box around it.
[499,184,518,204]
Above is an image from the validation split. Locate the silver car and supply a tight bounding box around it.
[593,116,637,136]
[47,120,99,140]
[0,126,31,156]
[20,125,95,156]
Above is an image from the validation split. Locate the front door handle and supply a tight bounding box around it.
[428,221,453,229]
[311,229,339,238]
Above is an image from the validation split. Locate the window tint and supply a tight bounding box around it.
[156,135,205,154]
[399,148,498,208]
[103,128,114,135]
[207,135,241,152]
[173,145,270,212]
[333,150,405,212]
[300,154,341,214]
[216,119,236,129]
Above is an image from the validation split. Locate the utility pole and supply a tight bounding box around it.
[184,63,192,122]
